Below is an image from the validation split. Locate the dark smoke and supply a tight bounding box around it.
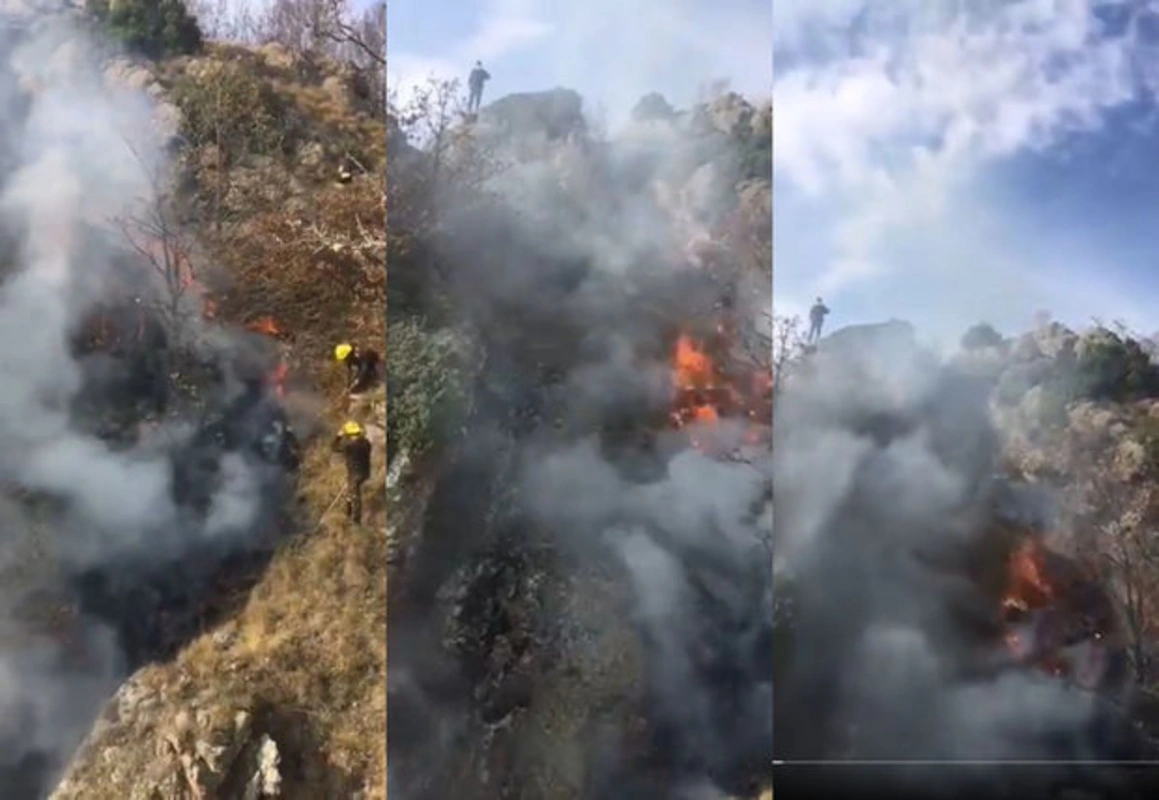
[388,94,772,797]
[0,9,301,797]
[772,321,1150,797]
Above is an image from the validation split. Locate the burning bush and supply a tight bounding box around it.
[999,535,1126,693]
[773,322,1149,780]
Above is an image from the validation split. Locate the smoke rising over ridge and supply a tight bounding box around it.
[773,322,1145,796]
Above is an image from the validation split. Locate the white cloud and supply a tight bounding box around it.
[465,11,553,60]
[774,0,1158,336]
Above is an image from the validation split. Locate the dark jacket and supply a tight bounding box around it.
[350,348,380,391]
[809,303,829,324]
[332,433,371,482]
[469,67,490,90]
[343,348,380,390]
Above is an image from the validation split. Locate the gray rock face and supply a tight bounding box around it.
[478,87,587,143]
[48,671,282,799]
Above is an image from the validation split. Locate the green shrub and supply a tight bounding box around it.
[88,0,203,59]
[172,64,286,160]
[1075,329,1159,402]
[387,319,469,460]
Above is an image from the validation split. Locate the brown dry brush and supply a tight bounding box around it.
[215,178,384,370]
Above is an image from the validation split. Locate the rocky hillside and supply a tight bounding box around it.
[0,9,387,798]
[387,86,771,799]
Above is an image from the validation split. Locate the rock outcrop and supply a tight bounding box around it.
[49,669,281,800]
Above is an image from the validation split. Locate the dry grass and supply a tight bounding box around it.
[177,426,388,795]
[111,45,390,797]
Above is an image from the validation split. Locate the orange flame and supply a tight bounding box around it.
[674,334,714,390]
[1002,537,1056,615]
[997,536,1109,685]
[692,404,718,423]
[247,316,280,336]
[266,361,289,398]
[667,328,773,454]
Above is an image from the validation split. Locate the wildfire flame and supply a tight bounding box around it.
[1002,537,1056,616]
[667,331,771,453]
[674,333,714,389]
[177,268,217,320]
[998,535,1114,688]
[266,361,289,398]
[241,315,289,396]
[247,316,280,336]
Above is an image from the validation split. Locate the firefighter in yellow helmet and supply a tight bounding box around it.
[334,342,381,395]
[331,420,372,523]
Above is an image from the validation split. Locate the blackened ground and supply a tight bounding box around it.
[66,358,301,664]
[69,546,271,665]
[0,326,299,799]
[389,214,771,797]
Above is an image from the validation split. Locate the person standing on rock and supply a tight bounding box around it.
[467,60,490,112]
[332,420,372,524]
[808,297,829,344]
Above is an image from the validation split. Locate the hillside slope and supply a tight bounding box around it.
[46,39,388,799]
[386,86,772,799]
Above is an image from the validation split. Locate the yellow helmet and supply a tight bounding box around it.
[334,343,354,361]
[341,420,363,436]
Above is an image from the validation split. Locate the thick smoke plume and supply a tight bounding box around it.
[388,94,771,797]
[0,8,299,796]
[773,322,1143,796]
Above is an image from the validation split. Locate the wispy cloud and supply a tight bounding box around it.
[774,0,1159,339]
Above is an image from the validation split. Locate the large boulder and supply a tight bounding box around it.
[48,668,281,800]
[478,88,587,143]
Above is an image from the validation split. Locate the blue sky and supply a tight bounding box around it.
[388,0,771,127]
[775,0,1159,347]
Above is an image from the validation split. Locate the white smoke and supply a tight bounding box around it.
[0,8,295,794]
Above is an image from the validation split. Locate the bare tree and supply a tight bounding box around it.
[112,142,206,334]
[189,0,262,42]
[773,315,806,392]
[319,0,385,67]
[254,0,383,63]
[1076,467,1159,684]
[256,0,333,54]
[277,192,385,286]
[337,1,385,117]
[1043,410,1159,687]
[389,77,501,235]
